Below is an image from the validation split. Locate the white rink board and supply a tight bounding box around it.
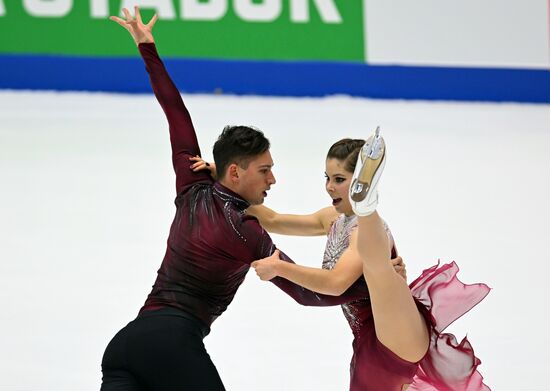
[365,0,550,68]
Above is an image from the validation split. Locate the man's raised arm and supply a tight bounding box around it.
[110,7,211,194]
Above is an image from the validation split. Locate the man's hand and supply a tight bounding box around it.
[251,250,283,281]
[391,256,407,281]
[110,6,158,46]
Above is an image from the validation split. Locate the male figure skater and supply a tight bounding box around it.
[101,7,375,390]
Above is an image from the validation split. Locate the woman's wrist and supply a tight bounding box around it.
[275,260,289,279]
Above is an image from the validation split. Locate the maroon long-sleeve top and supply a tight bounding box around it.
[138,43,369,328]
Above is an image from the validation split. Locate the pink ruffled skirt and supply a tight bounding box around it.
[408,262,491,391]
[349,261,490,391]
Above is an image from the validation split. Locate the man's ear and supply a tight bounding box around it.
[227,163,239,184]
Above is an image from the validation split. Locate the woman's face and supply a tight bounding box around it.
[325,158,354,216]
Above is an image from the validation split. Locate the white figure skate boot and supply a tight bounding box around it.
[349,126,386,216]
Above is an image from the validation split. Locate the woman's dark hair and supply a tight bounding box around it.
[213,125,270,180]
[326,138,366,173]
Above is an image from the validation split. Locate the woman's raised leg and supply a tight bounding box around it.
[350,129,429,363]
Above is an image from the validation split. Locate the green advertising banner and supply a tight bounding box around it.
[2,1,549,102]
[0,0,365,61]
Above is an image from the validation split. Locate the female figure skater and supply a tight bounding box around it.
[195,131,490,390]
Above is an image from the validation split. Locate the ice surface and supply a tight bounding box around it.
[1,90,549,390]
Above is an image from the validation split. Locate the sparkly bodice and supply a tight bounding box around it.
[322,215,395,337]
[322,214,371,336]
[322,214,358,270]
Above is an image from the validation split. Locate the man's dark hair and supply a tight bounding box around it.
[326,138,366,173]
[213,125,271,180]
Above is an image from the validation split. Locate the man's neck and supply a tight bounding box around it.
[214,180,250,208]
[217,179,242,198]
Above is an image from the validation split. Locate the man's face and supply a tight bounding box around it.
[235,150,276,205]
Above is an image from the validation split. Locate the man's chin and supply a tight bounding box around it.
[250,198,265,206]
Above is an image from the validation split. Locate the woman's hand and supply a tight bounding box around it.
[392,256,407,281]
[251,250,283,281]
[110,6,158,46]
[189,156,217,179]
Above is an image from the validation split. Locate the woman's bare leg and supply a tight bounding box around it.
[357,212,429,362]
[350,129,429,363]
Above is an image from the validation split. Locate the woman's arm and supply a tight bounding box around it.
[188,156,338,236]
[247,204,339,236]
[252,230,363,296]
[189,156,339,236]
[251,230,407,296]
[189,156,336,236]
